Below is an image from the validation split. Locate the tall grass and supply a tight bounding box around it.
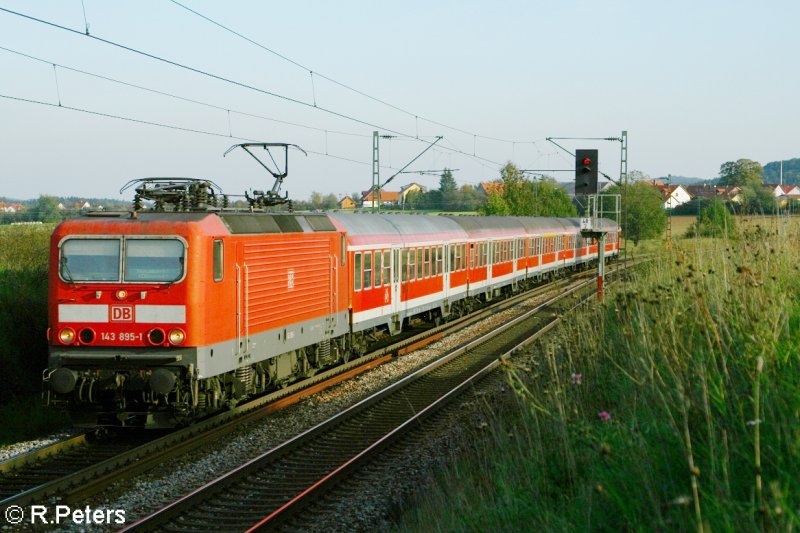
[397,218,800,531]
[0,225,66,441]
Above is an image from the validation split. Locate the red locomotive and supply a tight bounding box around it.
[43,145,619,427]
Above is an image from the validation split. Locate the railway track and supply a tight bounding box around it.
[0,261,629,525]
[121,269,613,532]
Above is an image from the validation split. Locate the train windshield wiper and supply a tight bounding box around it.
[60,257,75,285]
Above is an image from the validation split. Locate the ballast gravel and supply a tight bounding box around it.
[0,428,83,462]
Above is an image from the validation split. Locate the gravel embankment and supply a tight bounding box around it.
[0,428,83,463]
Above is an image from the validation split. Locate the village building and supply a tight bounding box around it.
[337,196,356,210]
[361,187,401,208]
[659,184,692,208]
[0,202,24,213]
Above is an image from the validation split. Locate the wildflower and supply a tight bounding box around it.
[670,495,691,507]
[571,373,582,385]
[598,411,611,421]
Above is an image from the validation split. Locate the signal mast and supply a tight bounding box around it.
[575,149,620,302]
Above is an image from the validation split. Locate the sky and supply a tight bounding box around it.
[1,0,798,202]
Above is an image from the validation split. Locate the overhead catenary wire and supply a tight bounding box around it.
[0,6,506,168]
[0,92,397,171]
[167,0,540,146]
[0,45,370,139]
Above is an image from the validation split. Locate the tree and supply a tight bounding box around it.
[605,182,666,245]
[763,157,800,185]
[439,169,457,194]
[32,195,61,223]
[481,191,510,215]
[687,198,735,238]
[438,169,458,211]
[718,159,763,187]
[454,184,484,212]
[322,194,338,209]
[481,163,576,217]
[529,179,577,217]
[740,184,777,214]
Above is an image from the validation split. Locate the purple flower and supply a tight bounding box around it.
[571,373,582,385]
[598,411,611,421]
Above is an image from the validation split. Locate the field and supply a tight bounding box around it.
[396,216,800,531]
[0,224,68,443]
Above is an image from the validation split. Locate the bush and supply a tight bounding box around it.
[687,198,736,238]
[0,225,52,403]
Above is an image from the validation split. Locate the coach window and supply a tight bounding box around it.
[374,251,382,287]
[354,252,362,291]
[424,248,431,278]
[213,239,224,282]
[383,251,391,285]
[417,248,423,279]
[124,239,185,282]
[60,238,121,282]
[401,250,408,282]
[364,252,373,289]
[409,249,416,281]
[436,246,443,274]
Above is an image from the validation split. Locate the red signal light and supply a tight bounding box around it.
[582,157,592,166]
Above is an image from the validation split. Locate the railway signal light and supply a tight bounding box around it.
[575,149,598,195]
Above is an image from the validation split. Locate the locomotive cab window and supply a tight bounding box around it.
[124,239,185,282]
[60,238,121,282]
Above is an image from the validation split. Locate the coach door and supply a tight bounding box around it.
[442,243,451,302]
[391,247,402,318]
[235,243,248,355]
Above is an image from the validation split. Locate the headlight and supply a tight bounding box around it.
[59,328,76,344]
[168,328,185,345]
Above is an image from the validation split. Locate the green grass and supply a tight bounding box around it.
[396,216,800,532]
[0,224,64,438]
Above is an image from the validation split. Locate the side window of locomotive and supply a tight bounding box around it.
[124,239,185,282]
[60,238,121,282]
[354,252,362,291]
[213,239,224,282]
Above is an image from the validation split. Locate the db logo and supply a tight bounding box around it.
[111,305,134,322]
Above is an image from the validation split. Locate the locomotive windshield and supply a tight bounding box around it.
[124,239,184,282]
[59,237,185,283]
[60,238,121,281]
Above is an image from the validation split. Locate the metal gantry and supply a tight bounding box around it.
[580,193,621,302]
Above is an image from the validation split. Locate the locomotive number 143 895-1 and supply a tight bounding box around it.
[100,332,143,342]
